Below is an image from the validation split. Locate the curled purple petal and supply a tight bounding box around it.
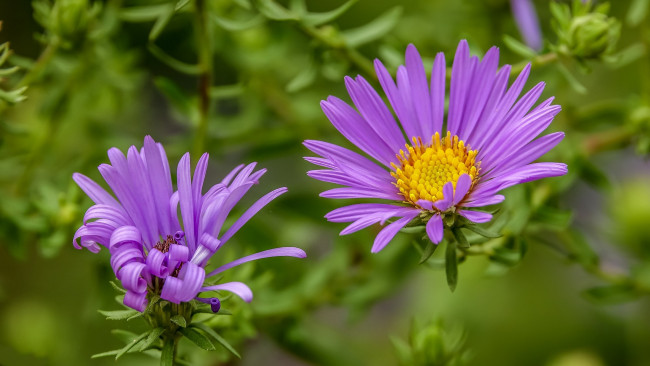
[207,247,307,277]
[202,282,253,303]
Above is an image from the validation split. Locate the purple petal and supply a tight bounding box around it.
[447,40,473,136]
[321,96,396,166]
[511,0,543,51]
[375,59,419,139]
[345,75,405,151]
[433,182,454,211]
[462,194,505,207]
[430,52,446,136]
[207,247,306,277]
[177,153,197,252]
[425,214,444,244]
[371,211,419,253]
[453,174,472,205]
[202,282,253,303]
[405,44,434,139]
[72,173,120,208]
[416,200,433,211]
[220,187,288,244]
[124,290,147,312]
[458,210,493,223]
[320,187,402,200]
[143,136,174,235]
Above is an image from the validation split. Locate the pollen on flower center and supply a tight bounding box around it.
[390,132,480,208]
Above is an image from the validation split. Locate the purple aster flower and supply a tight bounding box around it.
[305,40,567,253]
[511,0,543,51]
[73,136,306,312]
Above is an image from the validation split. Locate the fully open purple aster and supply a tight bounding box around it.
[73,136,306,312]
[305,40,567,253]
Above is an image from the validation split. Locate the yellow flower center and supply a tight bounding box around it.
[390,132,480,207]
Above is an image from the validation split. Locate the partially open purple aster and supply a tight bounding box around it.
[73,136,306,312]
[305,40,567,253]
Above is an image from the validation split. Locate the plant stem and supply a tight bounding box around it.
[193,0,213,157]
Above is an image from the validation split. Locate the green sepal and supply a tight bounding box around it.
[109,280,126,294]
[445,241,458,292]
[451,227,469,249]
[419,239,439,264]
[115,330,151,359]
[170,314,187,328]
[462,224,502,239]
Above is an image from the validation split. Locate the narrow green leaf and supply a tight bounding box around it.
[452,228,469,249]
[148,43,201,75]
[161,336,175,366]
[286,61,317,92]
[91,350,121,359]
[400,225,425,234]
[302,0,358,26]
[170,315,187,328]
[584,284,638,304]
[138,328,165,351]
[120,5,170,22]
[0,65,20,76]
[256,0,299,20]
[209,84,244,99]
[213,14,264,31]
[116,330,151,360]
[503,35,537,58]
[109,280,126,294]
[175,0,191,11]
[463,224,501,238]
[342,6,402,48]
[98,309,140,320]
[419,239,439,264]
[111,329,139,344]
[556,63,587,94]
[149,5,175,41]
[179,327,216,351]
[445,241,458,292]
[190,323,241,358]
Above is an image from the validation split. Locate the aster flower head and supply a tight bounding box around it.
[73,136,306,312]
[305,40,567,253]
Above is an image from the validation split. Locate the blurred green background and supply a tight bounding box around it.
[1,0,650,365]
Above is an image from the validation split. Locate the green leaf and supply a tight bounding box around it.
[170,315,187,328]
[213,14,265,31]
[138,328,165,351]
[302,0,357,26]
[419,239,439,264]
[286,61,317,92]
[503,35,538,58]
[562,230,599,269]
[342,6,402,47]
[98,309,140,320]
[149,5,175,41]
[161,336,175,366]
[400,225,425,234]
[556,63,587,94]
[209,84,244,99]
[256,0,299,20]
[179,327,216,351]
[452,228,469,249]
[120,5,171,22]
[584,284,638,304]
[111,329,139,344]
[190,323,241,358]
[109,280,126,294]
[627,0,649,26]
[445,241,458,292]
[148,43,201,75]
[462,224,501,238]
[577,155,611,190]
[175,0,191,11]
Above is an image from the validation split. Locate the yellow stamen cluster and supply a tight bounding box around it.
[390,132,480,207]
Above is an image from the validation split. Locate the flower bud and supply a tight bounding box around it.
[551,1,620,61]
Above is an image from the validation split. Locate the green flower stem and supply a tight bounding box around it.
[581,126,634,156]
[510,51,559,76]
[193,0,213,157]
